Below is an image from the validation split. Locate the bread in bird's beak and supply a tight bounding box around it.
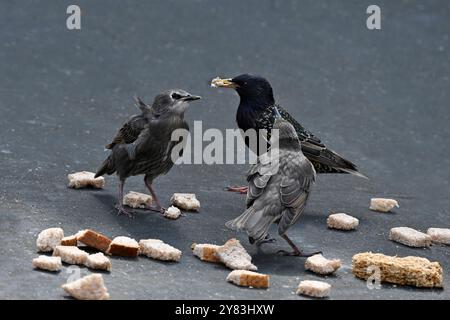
[211,77,237,88]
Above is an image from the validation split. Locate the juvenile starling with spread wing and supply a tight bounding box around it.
[226,108,320,256]
[212,74,365,193]
[95,90,201,216]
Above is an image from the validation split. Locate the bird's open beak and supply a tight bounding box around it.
[211,77,238,89]
[182,95,202,101]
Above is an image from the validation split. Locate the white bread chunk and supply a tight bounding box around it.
[164,206,181,220]
[36,227,64,252]
[370,198,399,212]
[217,239,257,271]
[32,255,62,272]
[62,274,110,300]
[192,243,221,263]
[327,213,359,231]
[52,246,88,265]
[226,270,269,288]
[107,236,140,257]
[68,171,105,189]
[123,191,153,209]
[85,253,112,271]
[305,254,342,275]
[297,280,331,298]
[139,239,182,262]
[427,228,450,245]
[170,193,200,212]
[389,227,432,247]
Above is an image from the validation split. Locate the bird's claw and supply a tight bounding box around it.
[277,250,322,257]
[145,204,166,214]
[115,205,135,218]
[227,186,248,194]
[258,235,276,245]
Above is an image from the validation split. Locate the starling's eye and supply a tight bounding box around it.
[171,93,182,100]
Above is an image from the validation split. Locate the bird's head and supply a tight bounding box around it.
[211,74,275,109]
[152,89,201,116]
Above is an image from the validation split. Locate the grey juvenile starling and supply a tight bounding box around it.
[226,108,319,256]
[95,90,201,216]
[212,74,365,193]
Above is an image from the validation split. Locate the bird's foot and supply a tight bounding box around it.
[277,249,322,257]
[145,203,166,214]
[227,186,248,194]
[115,204,135,218]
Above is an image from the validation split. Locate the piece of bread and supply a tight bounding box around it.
[164,206,181,220]
[191,243,221,263]
[305,254,341,275]
[226,270,269,288]
[36,227,64,252]
[77,229,112,252]
[123,191,153,209]
[61,235,78,246]
[427,228,450,245]
[369,198,399,212]
[296,280,331,298]
[139,239,182,262]
[67,171,105,189]
[170,193,200,212]
[32,255,62,272]
[389,227,432,247]
[62,274,110,300]
[107,236,139,257]
[217,238,257,271]
[352,252,443,288]
[85,252,112,271]
[327,213,359,231]
[52,246,88,265]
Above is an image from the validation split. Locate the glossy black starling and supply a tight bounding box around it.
[226,108,320,256]
[212,74,365,192]
[95,90,201,216]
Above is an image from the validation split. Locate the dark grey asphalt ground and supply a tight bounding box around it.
[0,0,449,300]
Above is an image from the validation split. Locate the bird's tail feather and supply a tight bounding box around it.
[339,167,369,179]
[225,207,275,244]
[94,155,115,178]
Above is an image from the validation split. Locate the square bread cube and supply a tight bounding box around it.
[170,193,200,212]
[305,254,341,275]
[139,239,182,262]
[327,213,359,231]
[85,252,112,271]
[68,171,105,189]
[77,229,112,252]
[427,228,450,245]
[296,280,331,298]
[52,246,88,265]
[369,198,399,212]
[389,227,432,247]
[36,227,64,252]
[226,270,269,289]
[107,236,140,257]
[62,274,110,300]
[123,191,153,209]
[191,243,221,263]
[217,239,257,271]
[32,255,62,272]
[164,206,182,220]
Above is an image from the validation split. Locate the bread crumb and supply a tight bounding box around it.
[427,228,450,245]
[217,238,257,271]
[107,236,139,257]
[305,254,341,275]
[227,270,269,288]
[327,213,359,231]
[123,191,153,209]
[53,246,88,265]
[77,229,112,252]
[170,193,200,212]
[296,280,331,298]
[61,235,78,246]
[192,243,221,263]
[62,274,110,300]
[68,171,105,189]
[164,206,181,220]
[36,228,64,252]
[32,255,62,272]
[139,239,182,262]
[389,227,432,247]
[370,198,399,212]
[85,252,111,271]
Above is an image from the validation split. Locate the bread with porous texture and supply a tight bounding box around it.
[32,255,62,272]
[217,238,257,271]
[85,252,111,271]
[327,213,359,231]
[62,274,110,300]
[123,191,153,209]
[226,270,269,288]
[77,229,112,252]
[61,235,78,246]
[107,236,139,257]
[389,227,432,247]
[139,239,182,262]
[170,193,200,211]
[305,254,341,275]
[36,227,64,252]
[296,280,331,298]
[68,171,105,189]
[191,243,221,263]
[352,252,443,288]
[52,246,88,265]
[164,206,181,220]
[427,228,450,245]
[369,198,399,212]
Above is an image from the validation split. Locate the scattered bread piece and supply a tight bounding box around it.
[123,191,153,209]
[53,246,88,265]
[305,254,342,275]
[170,193,200,212]
[226,270,269,289]
[32,255,62,272]
[36,227,64,252]
[68,171,105,189]
[191,243,221,263]
[62,274,110,300]
[77,229,112,252]
[217,238,257,271]
[107,236,139,257]
[296,280,331,298]
[139,239,182,262]
[352,252,443,288]
[389,227,432,247]
[369,198,399,212]
[427,228,450,245]
[164,206,182,220]
[61,235,78,246]
[85,253,112,271]
[327,213,359,231]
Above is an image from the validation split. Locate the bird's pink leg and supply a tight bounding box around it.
[277,234,322,257]
[227,186,249,194]
[116,180,134,218]
[144,176,166,214]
